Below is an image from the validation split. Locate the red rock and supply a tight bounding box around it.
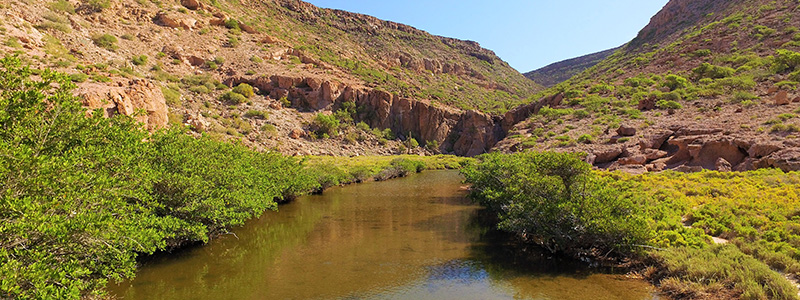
[775,90,790,105]
[186,55,205,67]
[716,158,732,172]
[793,96,800,103]
[637,96,657,111]
[289,129,304,139]
[181,0,200,10]
[755,149,800,172]
[747,142,783,158]
[617,124,637,137]
[75,78,168,131]
[639,130,674,150]
[644,149,668,160]
[619,155,647,165]
[592,146,624,164]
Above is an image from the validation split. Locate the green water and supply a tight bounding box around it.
[110,170,658,300]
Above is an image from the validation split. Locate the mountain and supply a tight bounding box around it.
[524,47,619,88]
[497,0,800,173]
[0,0,540,156]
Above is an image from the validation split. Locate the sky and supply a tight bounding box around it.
[303,0,670,72]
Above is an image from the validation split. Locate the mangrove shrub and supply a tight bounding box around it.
[461,152,649,256]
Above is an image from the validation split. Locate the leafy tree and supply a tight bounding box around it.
[461,152,649,256]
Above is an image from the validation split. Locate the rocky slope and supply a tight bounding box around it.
[0,0,539,157]
[524,47,619,88]
[498,0,800,172]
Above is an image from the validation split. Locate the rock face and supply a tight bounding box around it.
[227,75,502,156]
[574,121,800,173]
[75,78,168,131]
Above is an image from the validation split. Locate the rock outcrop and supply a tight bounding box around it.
[226,75,502,156]
[75,78,169,131]
[578,122,800,173]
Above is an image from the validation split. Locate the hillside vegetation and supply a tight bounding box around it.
[498,0,800,174]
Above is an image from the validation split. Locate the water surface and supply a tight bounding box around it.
[110,170,657,300]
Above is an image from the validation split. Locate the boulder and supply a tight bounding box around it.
[673,126,723,137]
[186,55,205,67]
[639,129,674,150]
[618,155,647,166]
[755,149,800,172]
[637,96,657,111]
[747,142,783,158]
[592,146,624,164]
[186,114,209,132]
[180,0,200,10]
[75,78,168,131]
[289,129,304,139]
[644,148,668,160]
[617,124,637,137]
[775,90,790,105]
[793,96,800,103]
[155,12,199,30]
[716,158,732,172]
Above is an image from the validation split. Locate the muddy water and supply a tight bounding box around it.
[110,170,658,300]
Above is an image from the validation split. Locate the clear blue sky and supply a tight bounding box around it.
[303,0,669,72]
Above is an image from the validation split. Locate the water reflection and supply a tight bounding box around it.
[110,170,656,300]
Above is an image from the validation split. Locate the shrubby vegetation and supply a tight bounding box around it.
[615,169,800,299]
[462,152,649,256]
[305,155,470,189]
[463,151,800,299]
[0,56,318,299]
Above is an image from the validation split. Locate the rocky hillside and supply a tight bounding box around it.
[498,0,800,173]
[524,47,619,88]
[0,0,539,157]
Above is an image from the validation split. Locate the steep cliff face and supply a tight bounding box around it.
[228,74,502,156]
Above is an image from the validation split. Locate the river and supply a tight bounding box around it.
[110,170,658,300]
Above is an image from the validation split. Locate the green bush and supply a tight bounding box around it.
[0,56,317,299]
[220,91,247,105]
[663,74,689,91]
[656,100,682,109]
[69,73,88,83]
[232,83,254,98]
[91,33,117,50]
[224,18,240,30]
[577,134,593,144]
[772,49,800,73]
[85,0,110,11]
[692,63,735,79]
[48,0,75,13]
[244,110,268,119]
[131,55,148,66]
[312,113,339,138]
[461,152,650,256]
